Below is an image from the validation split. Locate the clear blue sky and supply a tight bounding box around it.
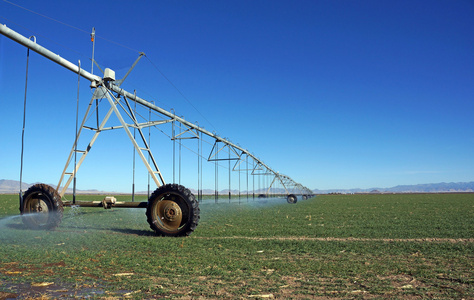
[0,0,473,193]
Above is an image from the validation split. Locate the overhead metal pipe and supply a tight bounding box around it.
[108,82,276,174]
[0,23,101,83]
[0,23,274,175]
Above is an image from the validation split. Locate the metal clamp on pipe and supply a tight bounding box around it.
[102,196,117,209]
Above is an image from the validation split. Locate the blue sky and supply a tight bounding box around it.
[0,0,473,193]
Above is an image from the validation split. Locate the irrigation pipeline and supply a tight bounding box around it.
[0,23,313,197]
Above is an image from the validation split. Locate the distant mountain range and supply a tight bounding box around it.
[1,179,473,194]
[0,179,102,194]
[313,182,474,194]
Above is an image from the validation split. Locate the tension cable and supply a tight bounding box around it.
[73,60,81,204]
[19,36,35,208]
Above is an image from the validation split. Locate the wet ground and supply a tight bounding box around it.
[0,280,136,299]
[0,281,106,299]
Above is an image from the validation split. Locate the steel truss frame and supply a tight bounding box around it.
[57,85,168,198]
[0,23,313,200]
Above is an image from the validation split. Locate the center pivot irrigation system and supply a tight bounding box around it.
[1,23,313,237]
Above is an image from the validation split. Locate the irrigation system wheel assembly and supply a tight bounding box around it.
[146,184,200,237]
[21,184,64,230]
[286,194,297,204]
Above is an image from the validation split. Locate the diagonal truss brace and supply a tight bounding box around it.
[172,122,200,140]
[57,89,112,197]
[208,140,242,162]
[265,174,290,195]
[57,85,165,197]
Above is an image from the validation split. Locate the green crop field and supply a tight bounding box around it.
[0,193,473,299]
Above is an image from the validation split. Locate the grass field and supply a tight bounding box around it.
[0,193,473,299]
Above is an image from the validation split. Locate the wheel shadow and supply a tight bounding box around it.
[5,223,28,230]
[56,224,156,237]
[109,227,156,237]
[2,212,156,237]
[3,220,156,237]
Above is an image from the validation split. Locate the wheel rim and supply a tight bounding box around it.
[153,199,183,232]
[23,193,51,226]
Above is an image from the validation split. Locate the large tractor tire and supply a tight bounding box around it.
[146,184,200,237]
[21,184,64,230]
[287,194,297,204]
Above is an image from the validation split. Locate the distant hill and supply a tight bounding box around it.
[1,179,473,195]
[0,179,30,193]
[313,182,474,194]
[0,179,273,195]
[0,179,104,194]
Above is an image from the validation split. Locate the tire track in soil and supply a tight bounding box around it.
[192,236,474,243]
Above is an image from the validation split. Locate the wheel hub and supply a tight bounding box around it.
[155,199,183,231]
[163,202,181,221]
[34,201,47,212]
[30,198,49,213]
